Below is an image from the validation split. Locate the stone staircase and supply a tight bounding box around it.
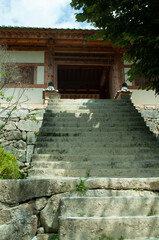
[59,194,159,240]
[28,97,159,239]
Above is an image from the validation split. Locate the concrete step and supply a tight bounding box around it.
[47,99,133,104]
[31,160,159,169]
[60,188,159,198]
[43,115,143,123]
[42,120,146,128]
[58,216,159,240]
[48,99,132,103]
[32,154,159,162]
[60,196,159,217]
[43,111,140,118]
[36,135,157,143]
[39,125,149,133]
[35,140,156,148]
[38,129,152,138]
[45,108,138,114]
[34,146,158,155]
[46,105,136,111]
[28,167,159,178]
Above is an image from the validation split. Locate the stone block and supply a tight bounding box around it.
[18,120,42,132]
[0,120,5,127]
[35,198,48,211]
[22,131,27,140]
[0,138,4,143]
[37,233,58,240]
[27,145,34,163]
[40,192,70,232]
[0,179,78,205]
[27,132,37,144]
[141,109,159,119]
[4,130,21,140]
[1,141,15,148]
[1,178,159,206]
[4,145,26,163]
[37,227,45,234]
[14,140,27,150]
[3,121,17,131]
[0,203,37,240]
[10,109,29,118]
[0,109,10,118]
[146,121,157,133]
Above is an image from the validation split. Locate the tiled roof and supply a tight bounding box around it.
[0,25,96,31]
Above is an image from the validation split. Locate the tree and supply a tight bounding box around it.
[70,0,159,94]
[0,44,28,129]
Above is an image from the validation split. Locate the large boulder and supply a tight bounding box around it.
[0,202,37,240]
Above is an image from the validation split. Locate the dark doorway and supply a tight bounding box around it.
[58,65,110,99]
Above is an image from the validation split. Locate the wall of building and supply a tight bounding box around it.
[0,51,46,104]
[1,88,44,104]
[8,51,45,63]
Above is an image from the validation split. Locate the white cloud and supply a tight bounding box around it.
[0,0,93,29]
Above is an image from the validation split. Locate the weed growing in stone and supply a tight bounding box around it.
[88,213,94,217]
[51,237,59,240]
[148,209,158,216]
[79,212,86,217]
[24,113,39,122]
[76,178,88,195]
[90,234,124,240]
[34,131,39,136]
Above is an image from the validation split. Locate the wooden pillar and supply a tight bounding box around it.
[112,48,124,98]
[47,50,55,87]
[47,40,56,88]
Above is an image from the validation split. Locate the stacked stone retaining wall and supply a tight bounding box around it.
[137,105,159,138]
[0,107,44,173]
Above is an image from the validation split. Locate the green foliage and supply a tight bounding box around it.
[76,178,88,195]
[24,113,39,122]
[0,145,22,179]
[34,131,39,136]
[51,237,59,240]
[70,0,159,94]
[148,209,158,216]
[90,234,124,240]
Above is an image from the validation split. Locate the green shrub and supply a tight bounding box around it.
[0,145,22,179]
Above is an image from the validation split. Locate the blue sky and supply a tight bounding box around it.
[0,0,93,29]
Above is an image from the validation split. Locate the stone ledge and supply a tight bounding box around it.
[0,178,159,205]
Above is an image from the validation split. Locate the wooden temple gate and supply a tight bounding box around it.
[0,27,125,100]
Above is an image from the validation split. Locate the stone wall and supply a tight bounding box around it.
[0,107,45,174]
[136,105,159,138]
[0,178,159,240]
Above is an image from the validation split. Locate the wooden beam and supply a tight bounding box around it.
[54,47,114,54]
[3,84,47,88]
[55,60,112,66]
